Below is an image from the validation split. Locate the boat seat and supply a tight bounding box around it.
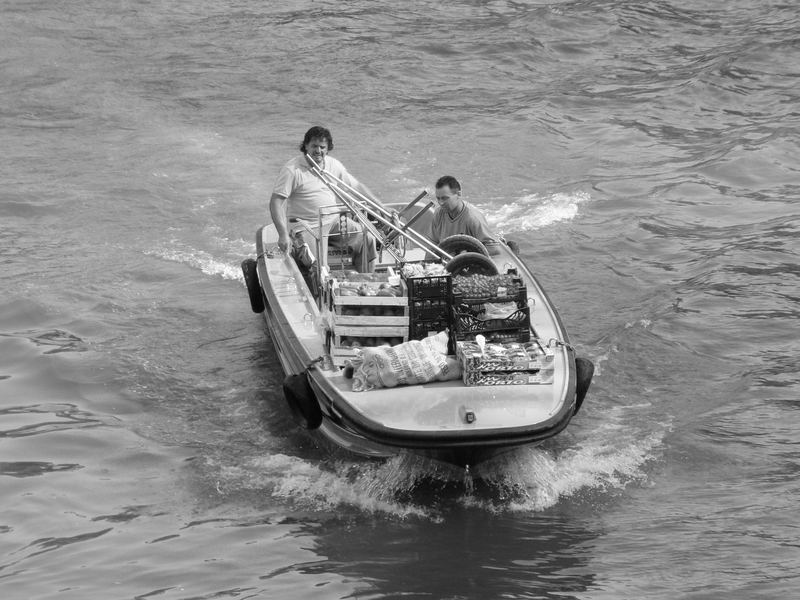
[315,205,369,272]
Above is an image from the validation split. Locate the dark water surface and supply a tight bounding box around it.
[2,1,798,598]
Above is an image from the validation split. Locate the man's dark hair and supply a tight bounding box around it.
[435,175,461,192]
[300,126,334,153]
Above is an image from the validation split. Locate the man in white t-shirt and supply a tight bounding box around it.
[269,126,385,272]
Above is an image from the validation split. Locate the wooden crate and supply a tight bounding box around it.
[331,295,409,326]
[330,345,360,368]
[327,277,409,325]
[333,325,409,345]
[324,277,411,366]
[330,326,409,367]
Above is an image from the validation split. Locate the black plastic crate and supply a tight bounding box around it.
[409,320,456,354]
[410,318,446,337]
[409,298,451,321]
[451,275,526,303]
[453,306,531,343]
[405,274,452,301]
[453,286,528,313]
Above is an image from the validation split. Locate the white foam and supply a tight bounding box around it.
[470,407,669,512]
[220,453,435,519]
[145,244,243,282]
[479,191,592,235]
[205,405,666,517]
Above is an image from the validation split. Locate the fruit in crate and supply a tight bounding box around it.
[332,270,390,283]
[401,262,448,278]
[376,283,399,297]
[453,274,520,298]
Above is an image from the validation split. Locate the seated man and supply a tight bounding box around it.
[269,126,385,272]
[429,175,501,255]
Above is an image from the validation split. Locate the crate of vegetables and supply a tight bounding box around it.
[400,262,453,301]
[409,297,451,322]
[456,340,554,372]
[457,340,554,386]
[452,273,527,304]
[328,277,409,326]
[326,274,410,367]
[463,369,554,386]
[330,330,409,367]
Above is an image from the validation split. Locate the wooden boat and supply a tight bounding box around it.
[242,163,593,468]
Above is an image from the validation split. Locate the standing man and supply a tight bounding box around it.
[430,175,500,255]
[269,126,384,272]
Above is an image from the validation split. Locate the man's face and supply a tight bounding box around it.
[306,137,329,165]
[435,185,461,212]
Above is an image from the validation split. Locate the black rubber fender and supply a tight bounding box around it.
[439,234,490,257]
[445,251,499,276]
[282,372,322,430]
[573,357,595,415]
[241,258,265,313]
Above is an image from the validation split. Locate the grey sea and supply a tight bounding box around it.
[2,1,798,598]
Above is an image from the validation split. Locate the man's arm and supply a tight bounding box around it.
[269,193,291,252]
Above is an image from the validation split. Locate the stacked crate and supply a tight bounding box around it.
[452,274,531,343]
[456,339,554,386]
[325,277,409,367]
[402,270,455,354]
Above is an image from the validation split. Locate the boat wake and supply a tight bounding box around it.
[144,238,252,283]
[204,413,666,520]
[142,189,591,289]
[480,191,592,235]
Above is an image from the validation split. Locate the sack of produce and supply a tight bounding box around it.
[352,331,461,392]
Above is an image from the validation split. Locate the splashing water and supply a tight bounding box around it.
[145,242,246,282]
[479,191,592,235]
[202,411,666,519]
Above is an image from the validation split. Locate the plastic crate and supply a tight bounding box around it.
[409,298,451,321]
[409,320,456,355]
[453,306,531,343]
[404,274,452,300]
[463,369,553,386]
[451,274,525,302]
[453,284,528,309]
[410,318,449,339]
[456,340,553,372]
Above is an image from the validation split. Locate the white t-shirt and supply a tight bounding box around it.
[272,155,358,222]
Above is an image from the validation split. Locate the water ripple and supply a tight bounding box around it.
[0,328,88,355]
[0,461,83,478]
[0,404,105,439]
